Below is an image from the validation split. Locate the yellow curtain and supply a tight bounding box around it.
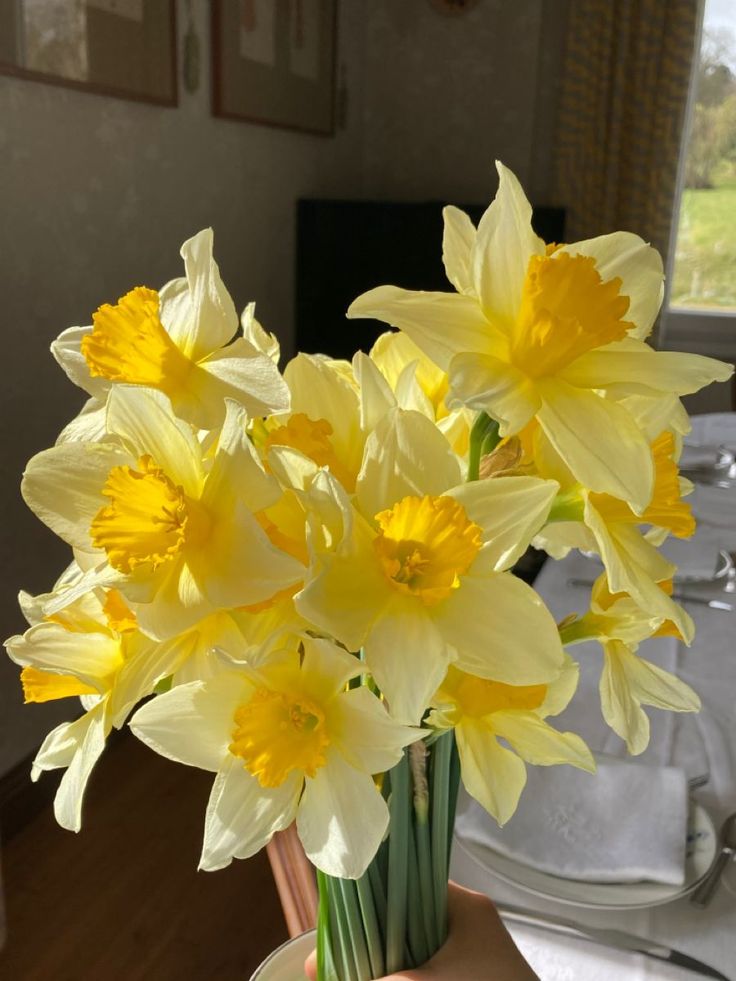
[554,0,699,261]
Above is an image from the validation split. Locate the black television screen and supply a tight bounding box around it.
[295,199,565,360]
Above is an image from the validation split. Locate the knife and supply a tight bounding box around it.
[567,578,734,612]
[498,902,731,980]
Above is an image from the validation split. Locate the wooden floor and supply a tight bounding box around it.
[0,732,289,980]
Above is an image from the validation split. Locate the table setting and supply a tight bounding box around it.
[451,412,736,980]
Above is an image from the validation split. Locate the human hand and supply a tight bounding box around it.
[304,881,539,980]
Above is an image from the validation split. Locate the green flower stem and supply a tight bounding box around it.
[367,849,388,939]
[430,732,453,944]
[410,742,440,954]
[386,753,410,974]
[406,811,430,966]
[468,412,501,481]
[446,735,461,858]
[329,876,359,981]
[317,870,340,981]
[355,872,386,979]
[338,878,372,981]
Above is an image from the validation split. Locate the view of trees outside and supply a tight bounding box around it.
[671,0,736,310]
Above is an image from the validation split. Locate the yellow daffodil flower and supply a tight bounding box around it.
[21,386,303,639]
[290,407,566,724]
[130,637,423,878]
[52,229,290,435]
[560,574,700,755]
[4,588,194,830]
[348,162,733,512]
[428,657,594,825]
[533,426,695,642]
[366,331,472,456]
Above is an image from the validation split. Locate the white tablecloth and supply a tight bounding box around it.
[451,414,736,980]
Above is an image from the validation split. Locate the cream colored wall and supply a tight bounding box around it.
[0,0,367,777]
[0,0,563,780]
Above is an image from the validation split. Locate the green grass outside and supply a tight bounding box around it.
[671,167,736,310]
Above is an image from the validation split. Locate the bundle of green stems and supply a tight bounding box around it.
[316,731,461,981]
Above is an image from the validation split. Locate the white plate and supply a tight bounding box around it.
[453,801,716,911]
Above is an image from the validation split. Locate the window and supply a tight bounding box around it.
[663,0,736,364]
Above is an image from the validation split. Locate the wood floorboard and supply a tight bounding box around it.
[0,732,289,980]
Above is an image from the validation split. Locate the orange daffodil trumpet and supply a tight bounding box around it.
[5,201,732,967]
[348,162,732,512]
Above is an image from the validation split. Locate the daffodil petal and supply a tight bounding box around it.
[21,441,131,551]
[492,712,595,771]
[347,286,492,371]
[56,400,108,445]
[51,326,107,399]
[442,205,477,295]
[297,750,389,879]
[448,476,558,571]
[437,572,564,685]
[560,232,663,339]
[364,598,450,724]
[357,407,461,520]
[197,339,291,419]
[110,631,198,725]
[285,353,363,472]
[296,524,391,651]
[52,701,108,832]
[353,351,396,432]
[599,642,652,755]
[537,380,653,511]
[300,636,364,701]
[584,502,694,644]
[158,228,238,363]
[199,757,301,871]
[329,685,423,774]
[456,720,527,826]
[562,342,734,397]
[5,622,121,691]
[106,386,203,497]
[473,162,545,324]
[447,353,540,435]
[196,502,304,611]
[203,400,280,514]
[130,674,246,771]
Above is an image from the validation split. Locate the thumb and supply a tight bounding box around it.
[304,948,318,980]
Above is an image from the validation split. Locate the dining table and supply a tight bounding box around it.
[451,413,736,980]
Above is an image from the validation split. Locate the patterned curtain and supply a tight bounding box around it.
[554,0,700,263]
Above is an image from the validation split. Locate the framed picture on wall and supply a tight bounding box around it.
[211,0,337,136]
[0,0,177,107]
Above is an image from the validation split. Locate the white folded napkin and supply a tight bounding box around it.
[659,526,725,581]
[455,759,689,885]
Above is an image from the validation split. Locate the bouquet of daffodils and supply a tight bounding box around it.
[6,163,732,980]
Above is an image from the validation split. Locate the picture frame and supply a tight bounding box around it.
[211,0,337,136]
[0,0,177,108]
